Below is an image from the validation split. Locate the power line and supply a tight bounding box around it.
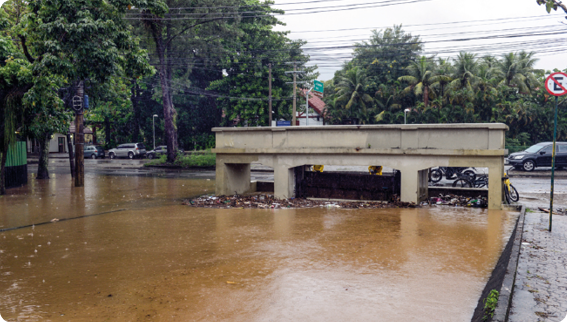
[124,0,433,20]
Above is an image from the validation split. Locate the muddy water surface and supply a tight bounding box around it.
[1,173,517,321]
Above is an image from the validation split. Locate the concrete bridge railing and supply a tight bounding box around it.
[212,123,508,209]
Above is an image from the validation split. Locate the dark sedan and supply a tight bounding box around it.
[84,145,105,159]
[508,142,567,171]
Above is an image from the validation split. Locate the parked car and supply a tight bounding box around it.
[146,145,185,159]
[507,142,567,171]
[84,145,105,159]
[108,143,147,159]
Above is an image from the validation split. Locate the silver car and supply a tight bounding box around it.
[108,143,147,159]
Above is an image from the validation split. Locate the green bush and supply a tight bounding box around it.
[144,150,216,168]
[174,150,216,167]
[144,154,167,166]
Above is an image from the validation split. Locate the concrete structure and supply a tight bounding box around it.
[212,123,508,209]
[26,125,94,154]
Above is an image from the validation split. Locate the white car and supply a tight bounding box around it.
[108,143,147,159]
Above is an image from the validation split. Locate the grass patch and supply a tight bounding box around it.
[144,150,216,168]
[482,289,499,320]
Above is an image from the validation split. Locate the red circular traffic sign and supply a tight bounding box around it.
[545,72,567,96]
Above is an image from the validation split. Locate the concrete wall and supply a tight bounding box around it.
[213,124,508,209]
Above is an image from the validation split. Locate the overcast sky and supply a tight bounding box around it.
[1,0,565,81]
[272,0,567,80]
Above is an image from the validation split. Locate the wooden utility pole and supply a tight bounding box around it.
[268,63,272,127]
[66,133,74,177]
[73,81,85,187]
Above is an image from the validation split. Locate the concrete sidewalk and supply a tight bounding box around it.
[507,212,567,322]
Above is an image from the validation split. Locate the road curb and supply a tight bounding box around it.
[492,205,526,322]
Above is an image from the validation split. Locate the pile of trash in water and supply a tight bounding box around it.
[424,194,488,208]
[183,194,419,209]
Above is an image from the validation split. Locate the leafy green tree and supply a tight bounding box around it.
[13,0,159,181]
[136,0,240,162]
[0,34,32,193]
[353,25,422,88]
[207,0,313,127]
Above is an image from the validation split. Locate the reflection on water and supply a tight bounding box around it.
[0,173,517,321]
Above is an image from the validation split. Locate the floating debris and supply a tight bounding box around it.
[183,194,418,209]
[428,194,488,208]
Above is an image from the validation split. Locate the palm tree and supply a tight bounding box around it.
[495,51,541,93]
[450,52,479,90]
[430,58,453,122]
[335,66,374,123]
[398,56,437,107]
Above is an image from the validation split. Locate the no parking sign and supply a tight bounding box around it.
[545,72,567,96]
[544,71,567,232]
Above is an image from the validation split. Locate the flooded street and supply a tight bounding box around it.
[1,172,518,321]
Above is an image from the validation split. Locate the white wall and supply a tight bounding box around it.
[49,133,68,153]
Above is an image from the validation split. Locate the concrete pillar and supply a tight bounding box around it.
[399,168,428,204]
[488,164,504,210]
[274,165,295,199]
[215,161,251,196]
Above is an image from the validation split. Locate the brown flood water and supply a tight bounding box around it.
[0,172,518,321]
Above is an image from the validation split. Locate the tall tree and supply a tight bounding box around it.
[207,0,313,127]
[16,0,160,183]
[353,25,422,88]
[0,31,32,193]
[136,0,239,162]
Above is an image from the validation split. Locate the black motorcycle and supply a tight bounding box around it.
[429,167,476,183]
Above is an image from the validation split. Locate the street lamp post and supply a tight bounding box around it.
[152,114,158,150]
[404,108,410,124]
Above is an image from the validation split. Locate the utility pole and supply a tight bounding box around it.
[268,63,272,127]
[285,62,305,126]
[72,81,85,187]
[292,63,297,126]
[305,83,313,126]
[66,133,74,177]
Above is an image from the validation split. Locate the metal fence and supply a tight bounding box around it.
[5,141,27,188]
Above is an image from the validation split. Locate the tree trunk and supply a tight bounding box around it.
[0,150,7,195]
[150,22,177,163]
[74,81,85,187]
[37,133,50,179]
[424,86,429,108]
[131,80,140,143]
[105,116,111,149]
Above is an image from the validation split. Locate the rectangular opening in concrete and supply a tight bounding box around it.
[295,168,401,201]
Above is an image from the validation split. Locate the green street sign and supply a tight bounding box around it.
[314,80,324,93]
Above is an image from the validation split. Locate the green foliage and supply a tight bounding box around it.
[174,150,216,167]
[145,153,167,166]
[483,289,499,320]
[144,150,216,167]
[207,0,315,127]
[321,25,561,147]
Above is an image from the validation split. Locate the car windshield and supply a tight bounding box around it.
[525,144,546,153]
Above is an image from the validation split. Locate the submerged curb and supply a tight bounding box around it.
[492,205,526,322]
